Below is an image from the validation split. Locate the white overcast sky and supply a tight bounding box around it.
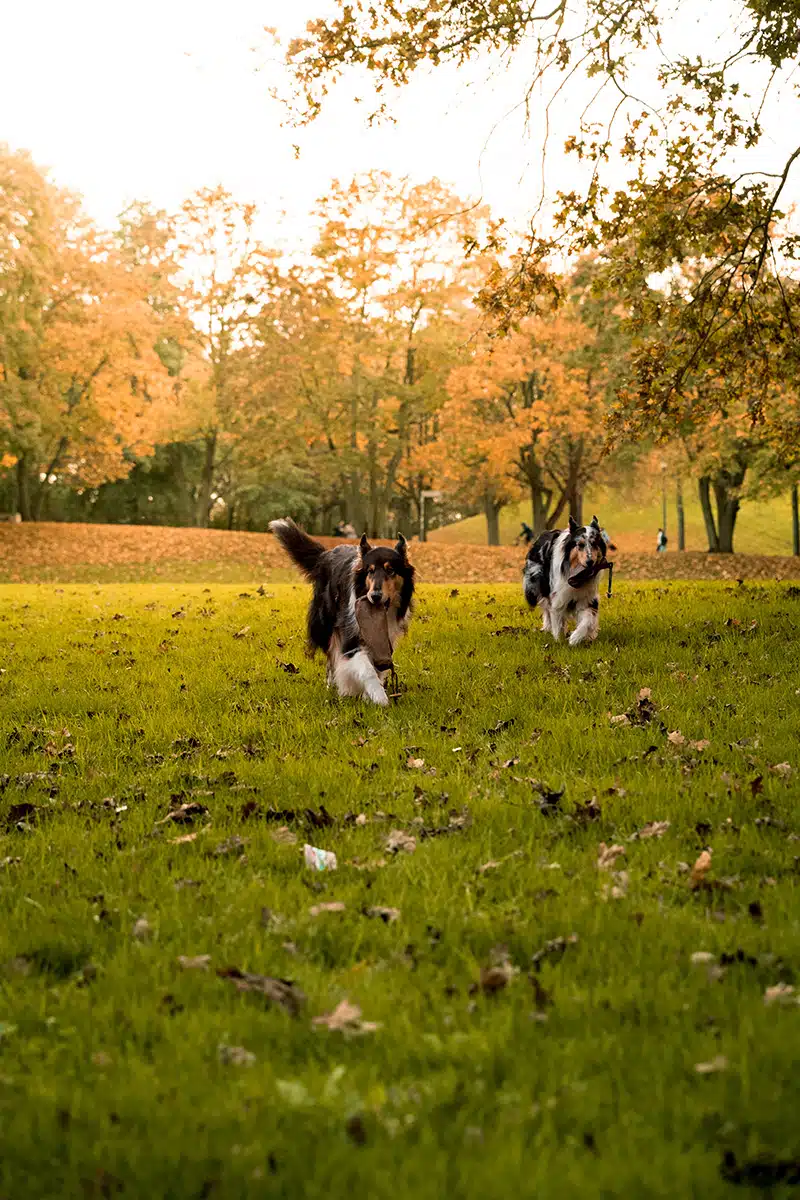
[1,0,798,249]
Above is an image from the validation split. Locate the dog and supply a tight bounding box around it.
[523,515,610,645]
[269,519,415,706]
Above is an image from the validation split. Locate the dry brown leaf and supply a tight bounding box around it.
[477,848,524,874]
[597,843,626,871]
[667,730,686,746]
[233,625,251,639]
[216,967,306,1016]
[156,801,209,826]
[364,906,400,924]
[631,821,671,841]
[764,983,798,1006]
[270,826,298,845]
[690,850,713,889]
[312,999,381,1035]
[177,954,211,970]
[406,757,425,770]
[169,831,199,845]
[386,829,417,855]
[218,1044,256,1066]
[694,1055,728,1074]
[690,739,711,752]
[309,902,347,917]
[771,762,792,778]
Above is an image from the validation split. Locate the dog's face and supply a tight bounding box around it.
[568,515,607,572]
[357,534,413,610]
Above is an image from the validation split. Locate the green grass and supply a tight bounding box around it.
[431,488,796,553]
[1,581,799,1198]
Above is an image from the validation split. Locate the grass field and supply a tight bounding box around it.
[1,580,799,1198]
[430,489,796,554]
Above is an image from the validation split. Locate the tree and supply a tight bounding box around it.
[0,147,176,520]
[242,173,490,536]
[173,187,276,527]
[441,301,612,536]
[284,1,800,449]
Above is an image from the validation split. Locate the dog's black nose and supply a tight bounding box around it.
[369,591,383,606]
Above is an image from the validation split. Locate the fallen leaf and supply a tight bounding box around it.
[309,902,346,917]
[694,1055,728,1074]
[406,757,425,770]
[132,918,151,941]
[771,762,792,778]
[216,967,306,1017]
[630,821,670,841]
[597,843,626,871]
[385,829,416,855]
[364,906,400,924]
[177,955,211,970]
[169,831,199,845]
[689,739,710,751]
[270,826,298,845]
[156,801,208,826]
[479,963,514,994]
[764,983,798,1006]
[233,626,251,639]
[667,730,686,746]
[690,951,716,965]
[212,835,248,857]
[477,849,524,874]
[312,999,380,1035]
[218,1044,256,1066]
[690,850,713,889]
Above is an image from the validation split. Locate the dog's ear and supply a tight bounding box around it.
[569,516,581,536]
[359,533,371,556]
[590,514,601,531]
[394,533,407,560]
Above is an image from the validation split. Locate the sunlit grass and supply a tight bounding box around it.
[0,581,798,1197]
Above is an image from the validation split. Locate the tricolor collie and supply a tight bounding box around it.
[269,519,415,706]
[523,516,610,645]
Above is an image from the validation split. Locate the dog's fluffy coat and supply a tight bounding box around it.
[269,519,414,706]
[523,515,608,645]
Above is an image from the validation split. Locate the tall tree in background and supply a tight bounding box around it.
[284,1,800,451]
[0,147,176,520]
[174,187,275,527]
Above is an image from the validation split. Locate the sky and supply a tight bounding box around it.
[1,0,798,250]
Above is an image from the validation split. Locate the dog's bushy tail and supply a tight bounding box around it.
[269,518,325,578]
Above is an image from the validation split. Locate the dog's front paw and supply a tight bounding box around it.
[365,683,390,707]
[568,630,586,647]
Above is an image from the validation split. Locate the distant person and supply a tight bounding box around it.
[656,528,668,553]
[341,522,357,539]
[516,521,535,546]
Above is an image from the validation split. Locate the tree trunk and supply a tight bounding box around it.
[792,484,799,557]
[484,495,502,546]
[677,478,685,551]
[195,432,217,528]
[16,456,33,522]
[698,477,720,552]
[715,483,740,554]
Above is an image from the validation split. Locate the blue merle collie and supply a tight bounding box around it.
[269,519,415,706]
[523,515,609,645]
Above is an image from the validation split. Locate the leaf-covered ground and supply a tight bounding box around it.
[2,521,800,585]
[1,581,799,1198]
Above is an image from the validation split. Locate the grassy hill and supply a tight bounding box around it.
[430,486,796,554]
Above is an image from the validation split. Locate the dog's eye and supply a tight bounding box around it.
[385,567,394,577]
[367,566,375,575]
